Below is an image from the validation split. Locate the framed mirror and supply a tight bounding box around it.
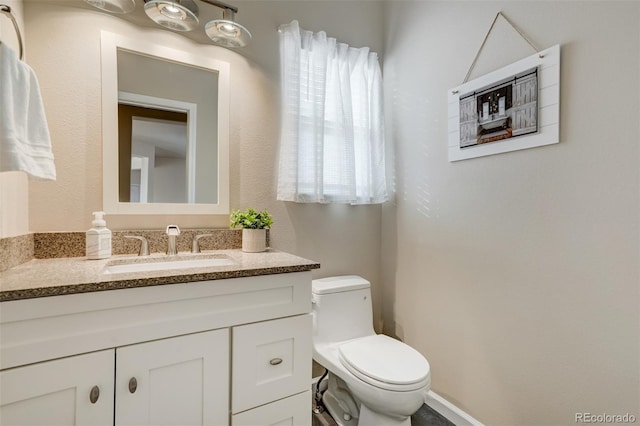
[101,31,230,215]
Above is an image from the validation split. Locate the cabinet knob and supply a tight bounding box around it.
[89,386,100,404]
[269,358,283,366]
[129,377,138,394]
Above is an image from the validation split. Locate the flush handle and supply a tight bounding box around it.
[89,386,100,404]
[129,377,137,394]
[269,358,283,366]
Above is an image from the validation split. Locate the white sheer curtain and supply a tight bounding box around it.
[277,20,387,204]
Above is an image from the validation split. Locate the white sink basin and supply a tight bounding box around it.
[102,256,235,275]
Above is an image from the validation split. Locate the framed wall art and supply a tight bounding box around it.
[447,15,560,162]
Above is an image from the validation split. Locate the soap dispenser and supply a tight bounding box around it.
[86,211,112,260]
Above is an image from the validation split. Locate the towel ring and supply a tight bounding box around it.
[0,4,24,60]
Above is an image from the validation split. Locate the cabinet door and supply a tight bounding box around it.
[232,315,311,413]
[0,350,114,426]
[232,391,311,426]
[115,329,229,426]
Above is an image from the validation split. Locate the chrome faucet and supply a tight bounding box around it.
[192,233,213,253]
[124,235,149,256]
[166,225,181,256]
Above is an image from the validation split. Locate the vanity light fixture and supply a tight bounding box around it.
[85,0,135,14]
[85,0,251,47]
[204,4,251,48]
[143,0,199,32]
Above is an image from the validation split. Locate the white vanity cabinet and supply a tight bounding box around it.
[0,271,312,426]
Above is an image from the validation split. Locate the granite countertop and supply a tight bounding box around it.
[0,249,320,302]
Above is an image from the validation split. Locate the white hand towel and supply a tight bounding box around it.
[0,43,56,180]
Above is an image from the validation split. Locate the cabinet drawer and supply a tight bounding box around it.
[232,391,311,426]
[232,315,311,413]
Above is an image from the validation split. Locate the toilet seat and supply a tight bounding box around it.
[338,335,430,392]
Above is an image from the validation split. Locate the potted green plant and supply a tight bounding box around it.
[230,208,273,252]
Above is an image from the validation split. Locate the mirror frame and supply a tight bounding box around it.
[100,31,230,215]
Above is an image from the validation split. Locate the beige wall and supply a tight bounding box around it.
[0,172,28,238]
[0,0,28,238]
[23,1,385,326]
[382,1,639,424]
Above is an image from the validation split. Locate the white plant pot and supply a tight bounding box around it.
[242,229,267,253]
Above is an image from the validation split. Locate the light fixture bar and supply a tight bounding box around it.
[199,0,238,14]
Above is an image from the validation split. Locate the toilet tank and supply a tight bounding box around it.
[312,276,375,345]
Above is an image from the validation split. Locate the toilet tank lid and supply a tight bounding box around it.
[312,275,370,294]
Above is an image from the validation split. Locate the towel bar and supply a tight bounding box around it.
[0,4,24,60]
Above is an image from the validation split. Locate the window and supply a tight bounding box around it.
[277,21,387,205]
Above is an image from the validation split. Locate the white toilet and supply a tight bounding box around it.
[312,276,431,426]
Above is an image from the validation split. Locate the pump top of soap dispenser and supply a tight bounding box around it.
[92,211,107,227]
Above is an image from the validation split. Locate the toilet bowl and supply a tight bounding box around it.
[312,276,431,426]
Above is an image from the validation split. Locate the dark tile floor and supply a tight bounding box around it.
[412,404,456,426]
[312,399,456,426]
